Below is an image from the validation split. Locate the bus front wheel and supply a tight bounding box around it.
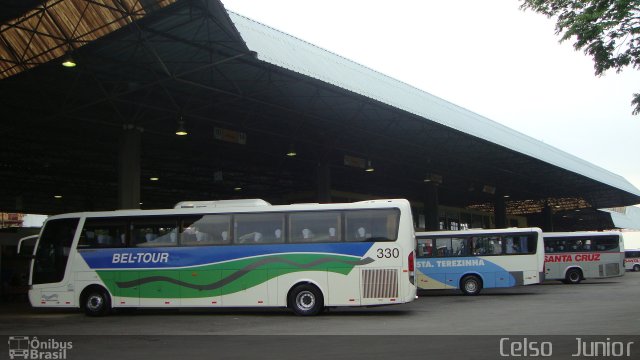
[633,264,640,272]
[460,275,482,296]
[82,287,111,317]
[289,284,324,316]
[563,268,582,284]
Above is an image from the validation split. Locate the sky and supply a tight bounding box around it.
[220,0,640,197]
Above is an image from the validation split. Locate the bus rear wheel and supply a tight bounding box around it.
[563,268,582,284]
[460,275,482,296]
[289,284,324,316]
[633,264,640,272]
[82,287,111,317]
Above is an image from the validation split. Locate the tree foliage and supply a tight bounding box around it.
[520,0,640,115]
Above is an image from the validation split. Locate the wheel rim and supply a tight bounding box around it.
[464,279,478,293]
[569,271,580,282]
[87,294,103,312]
[634,265,640,272]
[295,290,315,311]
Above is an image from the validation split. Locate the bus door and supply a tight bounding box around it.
[32,218,79,307]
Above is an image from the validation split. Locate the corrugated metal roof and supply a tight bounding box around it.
[227,11,640,199]
[601,207,640,230]
[0,0,178,79]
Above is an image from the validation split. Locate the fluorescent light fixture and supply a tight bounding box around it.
[365,160,374,172]
[61,53,76,67]
[286,144,297,157]
[175,118,188,136]
[424,173,443,184]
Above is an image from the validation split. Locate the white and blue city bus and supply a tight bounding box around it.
[415,228,545,295]
[25,199,417,316]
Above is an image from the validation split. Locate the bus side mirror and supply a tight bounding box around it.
[17,235,38,258]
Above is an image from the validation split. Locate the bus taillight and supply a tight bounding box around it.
[408,250,414,271]
[408,250,415,285]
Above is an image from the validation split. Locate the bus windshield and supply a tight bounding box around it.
[32,218,79,285]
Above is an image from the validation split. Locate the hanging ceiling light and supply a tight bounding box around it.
[424,173,443,184]
[61,52,76,68]
[175,117,188,136]
[286,144,297,157]
[365,160,374,172]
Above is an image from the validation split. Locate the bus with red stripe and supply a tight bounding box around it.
[624,250,640,272]
[543,231,625,284]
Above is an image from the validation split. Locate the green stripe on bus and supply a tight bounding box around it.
[96,253,370,299]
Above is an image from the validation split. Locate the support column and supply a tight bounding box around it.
[424,183,439,231]
[118,125,142,210]
[494,190,507,229]
[0,245,3,300]
[316,159,331,203]
[542,204,554,232]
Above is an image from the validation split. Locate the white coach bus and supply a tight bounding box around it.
[543,231,625,284]
[23,199,417,316]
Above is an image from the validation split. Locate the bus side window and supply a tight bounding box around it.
[130,218,179,247]
[290,211,340,243]
[557,241,566,252]
[452,237,469,256]
[344,209,399,242]
[435,238,452,257]
[472,237,486,255]
[417,238,433,258]
[181,215,231,246]
[596,237,619,252]
[79,218,127,249]
[566,239,580,251]
[235,213,285,244]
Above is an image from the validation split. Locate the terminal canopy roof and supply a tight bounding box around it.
[1,0,639,228]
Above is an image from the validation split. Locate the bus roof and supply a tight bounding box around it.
[416,227,542,238]
[43,198,411,221]
[543,231,622,238]
[173,199,271,209]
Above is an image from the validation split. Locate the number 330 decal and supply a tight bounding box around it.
[376,248,400,258]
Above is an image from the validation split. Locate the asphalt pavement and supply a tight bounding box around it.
[1,273,638,360]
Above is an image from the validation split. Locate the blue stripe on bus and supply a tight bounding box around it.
[79,242,375,269]
[415,257,516,288]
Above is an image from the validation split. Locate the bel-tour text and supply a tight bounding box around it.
[112,252,169,264]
